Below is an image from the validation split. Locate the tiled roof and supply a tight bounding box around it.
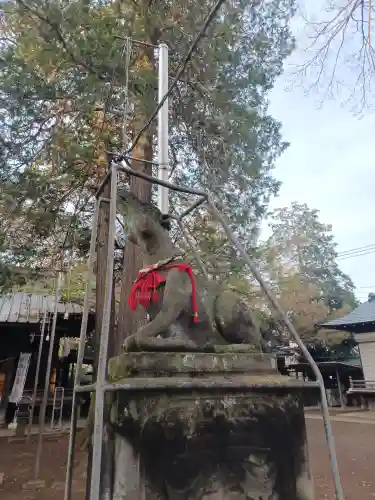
[320,300,375,330]
[0,292,84,323]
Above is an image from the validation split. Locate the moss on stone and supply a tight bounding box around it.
[107,351,275,381]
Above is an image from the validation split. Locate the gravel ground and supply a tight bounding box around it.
[0,418,374,499]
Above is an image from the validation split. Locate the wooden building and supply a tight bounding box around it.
[0,292,95,424]
[274,345,362,407]
[320,294,375,406]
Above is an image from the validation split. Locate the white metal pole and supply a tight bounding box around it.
[34,271,62,480]
[27,302,48,441]
[157,43,169,214]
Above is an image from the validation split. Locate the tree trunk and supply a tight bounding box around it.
[114,25,157,352]
[115,129,154,352]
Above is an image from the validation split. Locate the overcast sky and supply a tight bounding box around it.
[262,5,375,303]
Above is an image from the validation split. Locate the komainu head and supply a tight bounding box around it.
[117,189,172,251]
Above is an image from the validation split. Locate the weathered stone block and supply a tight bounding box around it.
[107,350,318,500]
[107,348,273,379]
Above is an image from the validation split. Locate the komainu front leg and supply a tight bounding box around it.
[123,269,197,351]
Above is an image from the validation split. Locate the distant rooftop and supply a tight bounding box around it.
[0,292,85,324]
[320,294,375,333]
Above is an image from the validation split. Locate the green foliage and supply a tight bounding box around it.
[178,210,260,282]
[266,202,357,311]
[257,202,357,345]
[1,262,94,305]
[0,0,295,281]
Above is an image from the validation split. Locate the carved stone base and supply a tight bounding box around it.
[108,349,318,500]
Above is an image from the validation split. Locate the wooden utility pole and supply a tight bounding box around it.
[85,138,117,498]
[115,42,156,352]
[85,172,117,500]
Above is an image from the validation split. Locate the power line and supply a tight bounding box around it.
[116,0,226,162]
[337,249,375,261]
[338,250,375,259]
[100,40,127,136]
[337,243,375,256]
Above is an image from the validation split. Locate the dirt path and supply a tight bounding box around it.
[0,435,87,500]
[306,418,375,500]
[0,419,374,499]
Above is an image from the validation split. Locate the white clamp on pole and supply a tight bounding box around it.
[157,42,169,214]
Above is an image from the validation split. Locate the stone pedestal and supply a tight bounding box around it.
[107,348,318,500]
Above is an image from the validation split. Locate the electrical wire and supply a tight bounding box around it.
[121,37,132,151]
[337,249,375,260]
[99,40,127,137]
[369,0,372,46]
[337,243,375,257]
[115,0,227,162]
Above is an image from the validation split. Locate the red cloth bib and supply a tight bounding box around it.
[128,263,198,322]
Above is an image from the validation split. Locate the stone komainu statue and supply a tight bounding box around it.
[118,191,262,352]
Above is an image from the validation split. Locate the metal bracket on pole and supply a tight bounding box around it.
[157,43,169,214]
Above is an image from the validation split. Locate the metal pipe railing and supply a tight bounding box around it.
[88,167,118,500]
[350,379,375,389]
[64,203,99,500]
[64,161,345,500]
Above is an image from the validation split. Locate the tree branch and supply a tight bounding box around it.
[16,0,107,81]
[294,0,375,111]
